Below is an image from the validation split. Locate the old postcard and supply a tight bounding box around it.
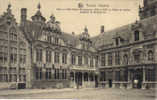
[0,0,156,99]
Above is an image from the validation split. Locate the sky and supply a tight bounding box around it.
[0,0,143,37]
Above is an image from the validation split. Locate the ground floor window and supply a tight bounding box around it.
[115,71,120,81]
[36,68,42,80]
[46,68,51,80]
[62,69,67,79]
[100,72,106,81]
[146,68,155,81]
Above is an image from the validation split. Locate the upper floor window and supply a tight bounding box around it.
[148,50,153,61]
[36,48,42,62]
[71,54,76,65]
[108,53,112,66]
[54,52,60,63]
[62,53,67,64]
[19,49,26,64]
[10,47,17,64]
[101,53,106,66]
[78,56,82,66]
[46,50,51,63]
[55,37,59,44]
[0,46,8,64]
[47,36,51,43]
[115,51,120,65]
[134,53,140,63]
[9,28,17,41]
[134,30,140,41]
[84,56,88,65]
[90,57,94,67]
[123,54,128,65]
[95,56,98,67]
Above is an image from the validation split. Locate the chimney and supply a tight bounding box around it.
[100,25,104,34]
[21,8,27,23]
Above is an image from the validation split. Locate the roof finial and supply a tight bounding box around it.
[37,3,41,10]
[7,3,11,13]
[8,3,11,9]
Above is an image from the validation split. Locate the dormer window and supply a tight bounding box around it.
[116,38,119,46]
[134,30,139,41]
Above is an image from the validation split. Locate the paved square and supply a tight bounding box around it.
[0,88,156,100]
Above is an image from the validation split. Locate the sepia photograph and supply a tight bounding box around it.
[0,0,156,99]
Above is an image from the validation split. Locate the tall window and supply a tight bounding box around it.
[62,53,67,64]
[146,69,155,81]
[46,68,51,80]
[36,49,42,62]
[71,54,76,65]
[108,53,112,66]
[36,68,42,80]
[54,52,59,63]
[95,56,98,67]
[55,37,59,44]
[148,50,153,61]
[115,51,120,65]
[78,56,82,66]
[123,54,128,65]
[134,53,140,63]
[19,49,26,64]
[47,36,51,43]
[115,71,120,81]
[46,50,51,63]
[0,46,8,64]
[134,30,140,41]
[62,69,67,79]
[90,57,93,67]
[101,53,106,66]
[9,28,17,41]
[10,47,17,64]
[84,56,88,65]
[9,68,17,82]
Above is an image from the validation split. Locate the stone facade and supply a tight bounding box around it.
[0,0,157,89]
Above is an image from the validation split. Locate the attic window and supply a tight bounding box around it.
[134,30,139,41]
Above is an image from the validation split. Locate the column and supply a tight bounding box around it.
[73,71,76,88]
[112,70,115,88]
[82,72,84,88]
[142,66,146,89]
[127,69,132,89]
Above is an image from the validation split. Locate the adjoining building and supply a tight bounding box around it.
[93,0,157,89]
[0,0,157,89]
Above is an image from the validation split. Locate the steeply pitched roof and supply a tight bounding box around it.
[91,14,157,49]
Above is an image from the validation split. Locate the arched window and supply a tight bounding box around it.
[134,30,139,41]
[123,54,128,65]
[148,50,153,61]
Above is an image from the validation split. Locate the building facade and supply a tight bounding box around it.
[0,0,157,89]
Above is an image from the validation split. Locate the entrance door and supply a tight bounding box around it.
[109,79,112,88]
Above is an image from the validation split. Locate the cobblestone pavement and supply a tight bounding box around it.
[0,88,156,100]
